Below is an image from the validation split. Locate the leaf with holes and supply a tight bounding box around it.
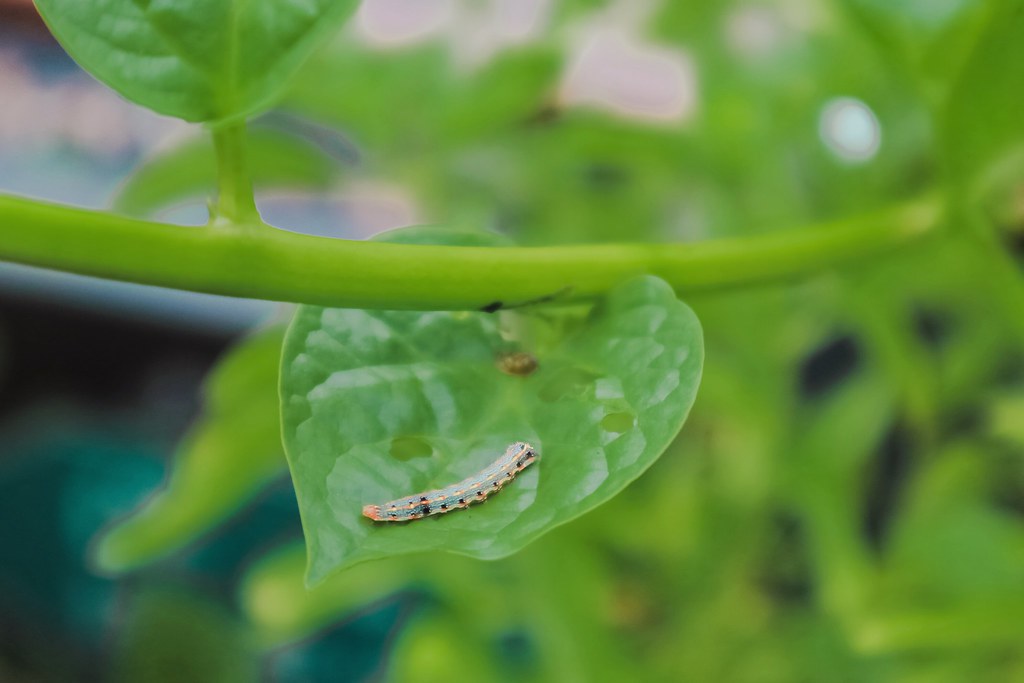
[35,0,359,123]
[281,275,703,584]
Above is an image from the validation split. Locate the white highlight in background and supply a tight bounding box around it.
[818,97,881,163]
[560,29,698,123]
[356,0,455,46]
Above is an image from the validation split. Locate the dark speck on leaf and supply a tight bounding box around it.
[481,301,503,313]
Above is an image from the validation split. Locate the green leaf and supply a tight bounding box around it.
[240,543,413,645]
[942,0,1024,189]
[34,0,359,123]
[839,0,992,91]
[437,48,561,146]
[93,326,286,573]
[885,444,1024,605]
[783,374,895,621]
[113,128,342,217]
[281,275,703,585]
[385,612,503,683]
[110,588,258,683]
[285,44,451,151]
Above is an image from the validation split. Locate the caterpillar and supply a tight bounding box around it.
[362,442,539,522]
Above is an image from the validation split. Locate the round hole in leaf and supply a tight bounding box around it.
[389,437,434,462]
[601,411,636,434]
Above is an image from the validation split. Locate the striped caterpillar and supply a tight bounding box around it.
[362,442,539,522]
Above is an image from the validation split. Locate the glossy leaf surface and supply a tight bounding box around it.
[35,0,359,122]
[281,275,703,584]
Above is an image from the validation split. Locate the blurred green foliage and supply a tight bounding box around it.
[20,0,1024,680]
[110,588,258,683]
[95,326,286,573]
[112,128,343,218]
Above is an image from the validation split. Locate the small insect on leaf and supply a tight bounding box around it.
[497,351,539,377]
[362,442,539,522]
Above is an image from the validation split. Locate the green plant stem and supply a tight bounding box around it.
[0,194,941,310]
[211,122,258,224]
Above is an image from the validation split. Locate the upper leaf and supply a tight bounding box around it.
[34,0,359,123]
[281,275,703,585]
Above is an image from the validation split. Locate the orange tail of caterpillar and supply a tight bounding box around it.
[362,442,539,522]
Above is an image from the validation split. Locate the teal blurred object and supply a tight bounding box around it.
[0,431,164,674]
[0,422,411,682]
[268,599,414,683]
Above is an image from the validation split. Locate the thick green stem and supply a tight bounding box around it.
[211,122,258,224]
[0,193,941,310]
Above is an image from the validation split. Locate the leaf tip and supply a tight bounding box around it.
[90,527,137,576]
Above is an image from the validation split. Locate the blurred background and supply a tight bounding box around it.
[3,0,1024,681]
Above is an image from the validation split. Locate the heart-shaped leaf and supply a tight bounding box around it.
[35,0,359,123]
[281,275,703,585]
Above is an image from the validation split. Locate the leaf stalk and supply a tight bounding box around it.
[211,122,258,225]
